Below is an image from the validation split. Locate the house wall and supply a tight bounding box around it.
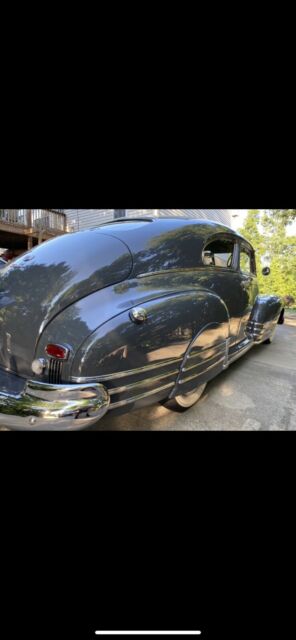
[63,209,232,231]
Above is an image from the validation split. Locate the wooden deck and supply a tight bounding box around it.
[0,209,67,252]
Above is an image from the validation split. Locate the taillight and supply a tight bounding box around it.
[45,344,70,360]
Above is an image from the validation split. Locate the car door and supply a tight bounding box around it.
[236,241,259,342]
[201,233,246,346]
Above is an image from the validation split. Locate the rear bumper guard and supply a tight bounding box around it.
[0,379,110,430]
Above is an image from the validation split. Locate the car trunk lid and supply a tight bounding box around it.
[0,230,132,377]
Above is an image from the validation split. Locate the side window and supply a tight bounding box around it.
[240,245,256,274]
[203,237,235,268]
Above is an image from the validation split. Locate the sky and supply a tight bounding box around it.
[229,210,247,230]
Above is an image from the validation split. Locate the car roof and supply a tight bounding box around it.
[97,216,236,236]
[96,216,248,245]
[93,217,252,275]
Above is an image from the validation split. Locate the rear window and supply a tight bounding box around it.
[203,237,236,268]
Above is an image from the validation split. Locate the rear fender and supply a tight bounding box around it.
[70,290,230,411]
[170,319,230,399]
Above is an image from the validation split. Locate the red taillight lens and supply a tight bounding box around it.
[45,344,69,360]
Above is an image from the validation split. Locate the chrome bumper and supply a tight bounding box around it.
[0,378,110,430]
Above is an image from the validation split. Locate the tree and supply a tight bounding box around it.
[238,210,296,302]
[270,209,296,225]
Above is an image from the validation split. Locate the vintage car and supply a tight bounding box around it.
[0,217,284,430]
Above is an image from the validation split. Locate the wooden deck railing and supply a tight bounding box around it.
[0,209,66,233]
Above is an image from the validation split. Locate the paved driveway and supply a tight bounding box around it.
[90,319,296,431]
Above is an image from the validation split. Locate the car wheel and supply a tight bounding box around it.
[163,383,207,412]
[277,308,285,325]
[264,327,276,344]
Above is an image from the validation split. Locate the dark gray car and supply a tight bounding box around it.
[0,218,283,430]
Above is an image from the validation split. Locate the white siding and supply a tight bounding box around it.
[63,209,232,231]
[125,209,232,226]
[63,209,114,231]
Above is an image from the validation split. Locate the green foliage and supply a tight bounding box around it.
[238,210,296,301]
[270,209,296,225]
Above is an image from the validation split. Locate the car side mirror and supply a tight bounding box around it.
[262,266,271,276]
